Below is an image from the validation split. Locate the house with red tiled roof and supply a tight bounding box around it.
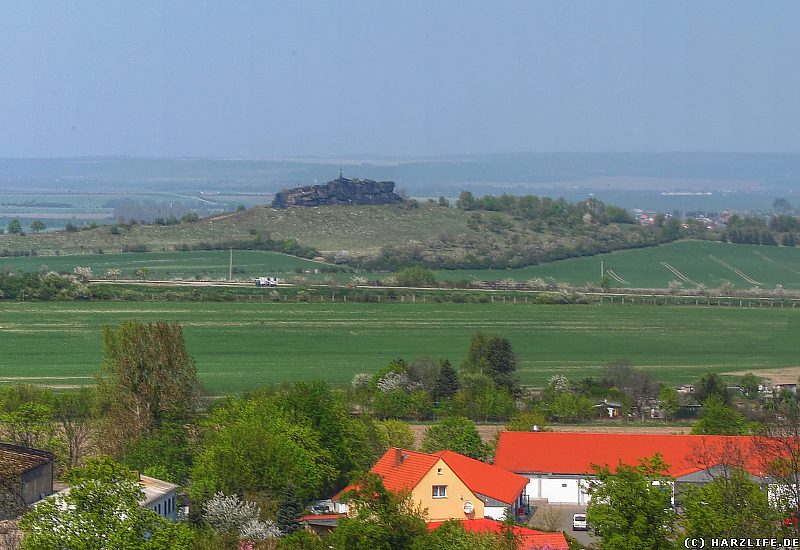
[333,448,529,522]
[494,431,769,505]
[427,518,569,550]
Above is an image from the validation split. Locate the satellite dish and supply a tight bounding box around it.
[463,501,474,514]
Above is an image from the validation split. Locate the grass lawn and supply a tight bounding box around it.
[0,301,797,395]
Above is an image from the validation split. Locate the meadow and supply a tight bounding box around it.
[0,301,797,395]
[0,250,340,281]
[435,240,800,289]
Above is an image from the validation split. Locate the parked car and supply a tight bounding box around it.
[572,513,588,531]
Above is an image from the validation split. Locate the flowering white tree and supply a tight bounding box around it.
[376,371,419,393]
[73,266,93,282]
[202,493,279,542]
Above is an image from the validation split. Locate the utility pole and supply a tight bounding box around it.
[601,260,604,280]
[229,247,233,281]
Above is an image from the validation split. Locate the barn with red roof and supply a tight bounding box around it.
[494,431,768,505]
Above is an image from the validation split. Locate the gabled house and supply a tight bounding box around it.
[333,448,529,522]
[0,443,55,519]
[494,431,769,505]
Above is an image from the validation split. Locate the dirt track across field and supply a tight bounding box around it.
[724,366,800,386]
[410,423,691,448]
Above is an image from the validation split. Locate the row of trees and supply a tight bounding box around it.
[3,219,46,235]
[350,333,519,422]
[454,191,636,226]
[721,213,800,246]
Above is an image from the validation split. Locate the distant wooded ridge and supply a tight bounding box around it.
[0,153,798,194]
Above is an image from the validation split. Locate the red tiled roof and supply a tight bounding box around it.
[437,450,528,505]
[494,432,764,478]
[333,447,527,505]
[333,448,439,501]
[427,519,569,550]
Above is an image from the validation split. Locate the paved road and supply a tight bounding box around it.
[528,502,597,548]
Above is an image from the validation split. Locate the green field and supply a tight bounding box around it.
[0,250,340,281]
[0,301,798,395]
[4,240,800,290]
[435,240,800,289]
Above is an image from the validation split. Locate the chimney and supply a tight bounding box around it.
[394,448,403,467]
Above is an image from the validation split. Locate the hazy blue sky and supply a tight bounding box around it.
[1,1,798,158]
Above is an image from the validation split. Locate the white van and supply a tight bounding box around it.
[572,513,588,531]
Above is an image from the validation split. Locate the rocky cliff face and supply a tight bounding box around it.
[272,177,403,208]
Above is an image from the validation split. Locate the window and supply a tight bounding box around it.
[437,468,442,475]
[432,485,447,498]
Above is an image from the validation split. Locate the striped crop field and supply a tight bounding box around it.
[434,240,800,289]
[4,240,800,290]
[0,301,798,395]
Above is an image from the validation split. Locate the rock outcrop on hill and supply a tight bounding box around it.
[272,176,403,208]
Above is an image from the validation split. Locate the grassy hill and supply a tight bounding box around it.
[435,240,800,290]
[0,203,652,268]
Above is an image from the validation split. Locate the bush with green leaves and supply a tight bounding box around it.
[421,416,489,460]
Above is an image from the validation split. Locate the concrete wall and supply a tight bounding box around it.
[20,462,53,506]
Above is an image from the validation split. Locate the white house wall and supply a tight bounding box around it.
[484,506,507,520]
[145,492,178,522]
[524,474,591,505]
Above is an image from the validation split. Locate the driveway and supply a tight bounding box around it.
[528,502,597,548]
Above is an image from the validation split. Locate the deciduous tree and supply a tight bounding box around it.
[376,420,416,452]
[694,373,730,405]
[691,395,747,435]
[587,454,676,550]
[462,333,518,392]
[18,457,191,550]
[658,385,679,422]
[6,218,22,235]
[54,387,98,469]
[681,468,778,540]
[421,416,489,460]
[97,321,201,455]
[190,395,336,504]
